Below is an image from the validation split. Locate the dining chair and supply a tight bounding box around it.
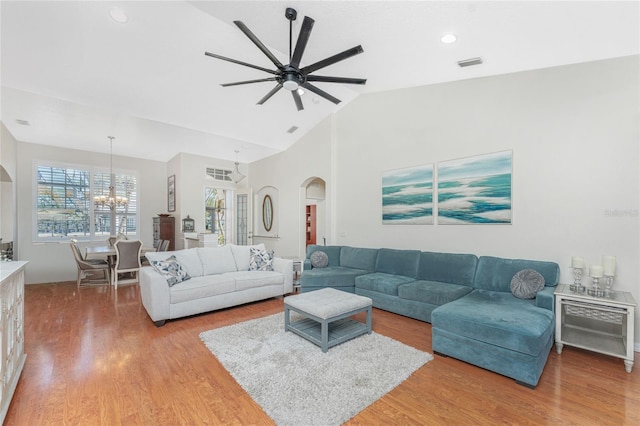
[107,236,118,248]
[70,242,110,288]
[158,239,170,252]
[113,239,143,289]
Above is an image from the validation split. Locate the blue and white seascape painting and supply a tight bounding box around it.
[382,164,433,224]
[437,151,512,224]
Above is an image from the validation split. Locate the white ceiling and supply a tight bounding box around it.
[1,1,638,163]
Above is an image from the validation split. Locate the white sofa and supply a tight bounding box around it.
[140,244,293,326]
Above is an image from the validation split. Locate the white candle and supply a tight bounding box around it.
[571,257,584,268]
[589,265,603,278]
[602,256,616,276]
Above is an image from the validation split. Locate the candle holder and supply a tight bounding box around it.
[603,275,614,298]
[570,267,585,293]
[588,276,605,297]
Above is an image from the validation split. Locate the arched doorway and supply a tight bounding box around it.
[300,177,326,252]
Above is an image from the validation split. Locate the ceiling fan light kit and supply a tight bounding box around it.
[204,8,366,111]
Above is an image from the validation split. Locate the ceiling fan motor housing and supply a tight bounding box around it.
[280,67,305,90]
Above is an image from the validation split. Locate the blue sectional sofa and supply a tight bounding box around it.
[301,245,560,388]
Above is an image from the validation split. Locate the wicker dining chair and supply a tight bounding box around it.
[70,243,110,287]
[113,239,143,289]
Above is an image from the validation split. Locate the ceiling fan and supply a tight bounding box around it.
[204,7,366,111]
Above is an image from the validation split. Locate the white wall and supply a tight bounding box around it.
[168,152,249,249]
[251,56,640,344]
[250,117,334,257]
[0,122,18,247]
[16,142,167,284]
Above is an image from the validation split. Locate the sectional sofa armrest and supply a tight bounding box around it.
[273,257,294,294]
[536,286,556,312]
[303,259,312,270]
[139,266,171,323]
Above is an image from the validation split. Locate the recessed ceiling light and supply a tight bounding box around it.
[441,34,457,44]
[109,8,128,24]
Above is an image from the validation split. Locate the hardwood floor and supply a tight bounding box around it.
[5,282,640,425]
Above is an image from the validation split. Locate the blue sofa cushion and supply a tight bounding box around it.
[398,280,473,305]
[306,245,342,268]
[375,248,421,278]
[340,246,378,272]
[431,290,555,356]
[355,273,416,296]
[474,256,560,292]
[300,266,367,288]
[417,251,478,286]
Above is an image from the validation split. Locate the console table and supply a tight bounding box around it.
[0,261,27,423]
[555,283,636,372]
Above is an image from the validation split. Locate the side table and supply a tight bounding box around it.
[555,283,636,373]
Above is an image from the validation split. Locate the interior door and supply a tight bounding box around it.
[235,189,253,246]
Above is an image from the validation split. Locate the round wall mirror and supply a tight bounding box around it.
[262,195,273,232]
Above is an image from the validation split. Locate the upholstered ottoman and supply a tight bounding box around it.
[284,288,372,352]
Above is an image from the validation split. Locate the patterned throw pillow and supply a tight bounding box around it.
[310,250,329,268]
[249,247,274,271]
[151,255,191,287]
[510,269,545,299]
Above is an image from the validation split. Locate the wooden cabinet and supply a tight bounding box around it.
[305,205,316,246]
[153,216,175,251]
[1,261,27,423]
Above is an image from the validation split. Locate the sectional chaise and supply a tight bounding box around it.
[301,245,560,388]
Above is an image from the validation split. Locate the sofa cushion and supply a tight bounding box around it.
[170,275,235,304]
[306,245,342,267]
[417,251,477,286]
[249,247,274,271]
[510,269,545,299]
[230,243,266,271]
[398,280,473,305]
[228,270,283,291]
[301,266,368,288]
[340,246,378,272]
[198,246,238,275]
[375,248,421,278]
[431,290,555,356]
[310,250,329,268]
[150,255,191,287]
[474,256,560,292]
[355,272,416,296]
[146,248,203,277]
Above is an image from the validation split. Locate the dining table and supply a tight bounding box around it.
[85,245,156,260]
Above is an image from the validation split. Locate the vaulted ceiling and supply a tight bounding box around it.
[1,1,638,163]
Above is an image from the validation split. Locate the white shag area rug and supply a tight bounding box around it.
[199,312,432,426]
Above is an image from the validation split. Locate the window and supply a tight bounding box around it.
[35,163,138,241]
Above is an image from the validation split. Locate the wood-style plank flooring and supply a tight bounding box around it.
[4,282,640,425]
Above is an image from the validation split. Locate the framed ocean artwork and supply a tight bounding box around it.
[382,164,434,224]
[437,150,512,224]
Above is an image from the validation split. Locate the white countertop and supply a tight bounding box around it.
[0,261,28,282]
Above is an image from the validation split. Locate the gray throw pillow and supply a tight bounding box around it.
[510,269,545,299]
[150,255,191,287]
[310,250,329,268]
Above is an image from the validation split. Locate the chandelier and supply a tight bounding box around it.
[94,136,128,210]
[229,150,246,183]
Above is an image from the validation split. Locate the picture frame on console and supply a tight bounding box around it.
[168,175,176,212]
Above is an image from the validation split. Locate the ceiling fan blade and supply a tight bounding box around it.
[205,52,277,75]
[221,77,277,87]
[234,20,285,70]
[290,16,314,68]
[301,82,341,105]
[292,90,304,111]
[301,45,364,75]
[306,75,367,85]
[257,85,283,105]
